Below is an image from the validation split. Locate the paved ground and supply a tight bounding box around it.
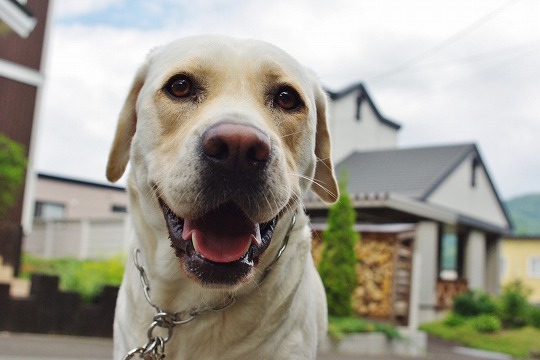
[0,332,511,359]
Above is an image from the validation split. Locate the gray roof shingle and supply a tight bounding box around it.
[335,143,476,199]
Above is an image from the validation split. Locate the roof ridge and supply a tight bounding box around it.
[325,82,401,130]
[419,144,476,200]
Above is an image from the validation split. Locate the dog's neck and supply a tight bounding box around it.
[123,207,307,359]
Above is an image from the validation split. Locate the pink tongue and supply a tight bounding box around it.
[182,205,261,263]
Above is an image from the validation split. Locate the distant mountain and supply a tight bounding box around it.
[505,193,540,236]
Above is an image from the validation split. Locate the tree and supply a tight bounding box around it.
[0,134,27,218]
[318,174,359,317]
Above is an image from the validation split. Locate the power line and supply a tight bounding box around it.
[391,40,540,75]
[368,0,523,82]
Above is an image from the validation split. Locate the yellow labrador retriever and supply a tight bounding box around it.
[107,35,338,360]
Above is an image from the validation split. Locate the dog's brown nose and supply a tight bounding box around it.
[202,123,271,173]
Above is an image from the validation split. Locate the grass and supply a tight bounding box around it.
[21,253,125,302]
[420,319,540,358]
[328,316,401,341]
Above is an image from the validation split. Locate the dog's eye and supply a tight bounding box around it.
[274,87,303,111]
[165,76,193,98]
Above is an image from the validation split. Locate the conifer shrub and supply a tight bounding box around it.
[318,174,358,317]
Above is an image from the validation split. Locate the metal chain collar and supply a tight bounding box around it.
[123,212,297,360]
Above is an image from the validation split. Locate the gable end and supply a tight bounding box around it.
[326,83,401,130]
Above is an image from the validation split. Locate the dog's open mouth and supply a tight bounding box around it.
[159,199,278,285]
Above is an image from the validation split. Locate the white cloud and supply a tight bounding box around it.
[35,0,540,198]
[52,0,122,19]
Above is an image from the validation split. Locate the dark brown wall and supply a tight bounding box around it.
[0,0,50,273]
[0,77,38,222]
[0,0,49,70]
[0,0,50,223]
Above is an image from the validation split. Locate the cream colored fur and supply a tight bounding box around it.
[107,35,338,360]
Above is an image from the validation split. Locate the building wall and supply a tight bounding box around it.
[327,92,398,163]
[34,175,128,219]
[427,153,508,228]
[0,0,50,226]
[501,237,540,303]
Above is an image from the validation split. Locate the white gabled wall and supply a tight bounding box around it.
[328,91,398,163]
[427,153,509,228]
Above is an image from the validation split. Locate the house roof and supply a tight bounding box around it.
[317,143,513,233]
[38,173,126,192]
[336,143,477,199]
[325,82,401,130]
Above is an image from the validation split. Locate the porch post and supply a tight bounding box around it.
[464,230,486,290]
[484,236,501,296]
[414,221,439,324]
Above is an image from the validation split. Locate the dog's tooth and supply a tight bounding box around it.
[192,231,201,254]
[252,224,262,247]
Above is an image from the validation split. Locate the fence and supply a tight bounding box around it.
[0,223,23,275]
[25,217,131,259]
[0,274,117,337]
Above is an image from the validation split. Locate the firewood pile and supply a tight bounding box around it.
[353,233,397,318]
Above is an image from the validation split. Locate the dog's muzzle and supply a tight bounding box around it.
[159,122,282,286]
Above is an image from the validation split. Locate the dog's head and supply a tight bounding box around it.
[106,36,338,288]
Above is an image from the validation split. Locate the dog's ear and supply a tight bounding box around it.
[313,85,339,203]
[106,63,148,183]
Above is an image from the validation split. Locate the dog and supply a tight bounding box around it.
[106,35,338,360]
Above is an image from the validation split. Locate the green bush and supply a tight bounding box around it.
[0,134,27,217]
[452,290,497,317]
[471,314,502,333]
[318,174,358,317]
[443,313,467,327]
[328,316,400,341]
[527,306,540,329]
[21,254,125,302]
[498,280,531,328]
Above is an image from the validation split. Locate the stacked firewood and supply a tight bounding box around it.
[311,231,399,319]
[353,234,397,318]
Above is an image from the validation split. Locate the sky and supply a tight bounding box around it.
[34,0,540,200]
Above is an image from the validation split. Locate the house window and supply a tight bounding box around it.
[528,257,540,278]
[111,204,128,213]
[471,157,480,187]
[439,225,459,280]
[34,201,65,220]
[355,91,364,120]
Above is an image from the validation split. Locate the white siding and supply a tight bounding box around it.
[328,92,398,163]
[427,153,508,228]
[25,217,129,259]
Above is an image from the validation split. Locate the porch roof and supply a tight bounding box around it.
[305,192,510,235]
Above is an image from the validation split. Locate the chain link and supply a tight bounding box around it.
[123,211,296,359]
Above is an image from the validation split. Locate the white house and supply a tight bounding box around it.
[307,83,512,326]
[24,174,130,259]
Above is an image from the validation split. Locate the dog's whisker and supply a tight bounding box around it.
[289,172,337,199]
[316,155,335,173]
[280,129,304,138]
